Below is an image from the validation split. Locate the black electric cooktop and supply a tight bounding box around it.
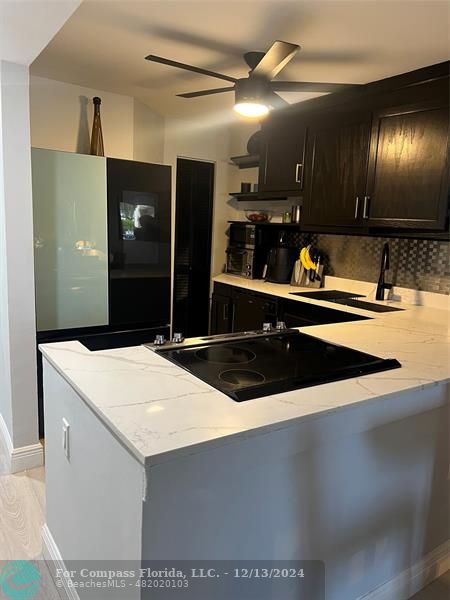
[156,331,401,402]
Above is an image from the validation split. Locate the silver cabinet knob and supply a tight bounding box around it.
[154,334,166,346]
[172,333,184,344]
[262,322,273,332]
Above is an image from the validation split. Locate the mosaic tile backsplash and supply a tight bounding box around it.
[288,233,450,295]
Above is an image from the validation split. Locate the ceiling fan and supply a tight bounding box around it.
[145,40,360,118]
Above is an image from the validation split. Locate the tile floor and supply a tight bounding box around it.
[0,436,448,599]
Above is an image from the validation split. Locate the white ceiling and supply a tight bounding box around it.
[0,0,81,66]
[31,0,450,117]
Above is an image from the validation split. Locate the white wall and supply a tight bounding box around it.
[30,75,165,163]
[0,61,40,450]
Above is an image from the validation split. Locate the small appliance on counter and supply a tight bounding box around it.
[226,222,278,279]
[264,231,297,283]
[146,327,401,402]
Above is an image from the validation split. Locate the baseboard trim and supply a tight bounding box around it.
[358,540,450,600]
[11,442,44,473]
[0,412,44,473]
[42,524,80,600]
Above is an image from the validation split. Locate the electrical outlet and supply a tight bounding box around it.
[62,418,70,459]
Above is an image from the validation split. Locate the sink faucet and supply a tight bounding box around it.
[376,242,393,301]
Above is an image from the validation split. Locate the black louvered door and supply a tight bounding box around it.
[174,159,215,337]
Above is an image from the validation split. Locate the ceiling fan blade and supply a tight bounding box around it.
[177,87,235,98]
[271,81,362,93]
[251,41,300,80]
[145,54,237,83]
[267,91,289,109]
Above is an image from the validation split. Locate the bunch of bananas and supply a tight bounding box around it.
[299,245,317,271]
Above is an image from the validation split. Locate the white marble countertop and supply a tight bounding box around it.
[40,277,450,467]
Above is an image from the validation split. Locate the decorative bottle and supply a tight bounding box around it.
[90,97,104,156]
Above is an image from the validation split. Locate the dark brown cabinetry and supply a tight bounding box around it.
[210,283,368,334]
[364,100,449,229]
[256,62,449,233]
[258,115,306,193]
[210,285,278,334]
[302,110,372,227]
[232,290,278,332]
[210,292,232,335]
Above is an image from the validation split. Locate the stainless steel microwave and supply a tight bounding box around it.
[228,222,257,248]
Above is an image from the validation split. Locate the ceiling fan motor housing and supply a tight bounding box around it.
[235,77,272,104]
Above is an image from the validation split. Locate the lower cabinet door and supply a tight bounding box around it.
[232,292,277,332]
[210,293,232,335]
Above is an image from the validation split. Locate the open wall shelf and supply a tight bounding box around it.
[229,154,260,169]
[230,191,301,201]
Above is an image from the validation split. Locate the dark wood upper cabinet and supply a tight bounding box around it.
[258,116,306,193]
[364,100,449,229]
[252,63,449,233]
[302,110,372,227]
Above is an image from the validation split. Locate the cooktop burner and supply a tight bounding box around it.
[195,346,256,364]
[219,369,265,386]
[156,331,401,402]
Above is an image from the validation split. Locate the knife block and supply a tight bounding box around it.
[291,262,324,288]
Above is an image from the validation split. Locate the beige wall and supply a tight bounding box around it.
[133,98,164,164]
[29,76,164,163]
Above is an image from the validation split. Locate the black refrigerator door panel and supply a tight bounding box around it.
[107,158,171,328]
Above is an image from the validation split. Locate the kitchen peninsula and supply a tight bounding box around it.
[40,286,449,600]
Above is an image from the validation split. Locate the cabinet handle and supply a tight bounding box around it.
[295,163,303,184]
[223,304,228,321]
[363,195,370,219]
[354,196,360,219]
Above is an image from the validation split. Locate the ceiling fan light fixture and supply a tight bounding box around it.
[234,78,271,119]
[234,102,269,118]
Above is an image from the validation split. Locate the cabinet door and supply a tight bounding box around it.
[302,111,372,227]
[232,291,277,332]
[259,116,306,193]
[364,102,449,229]
[32,149,108,332]
[107,158,171,328]
[210,294,232,335]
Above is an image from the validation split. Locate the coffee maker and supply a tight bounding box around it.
[265,231,297,283]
